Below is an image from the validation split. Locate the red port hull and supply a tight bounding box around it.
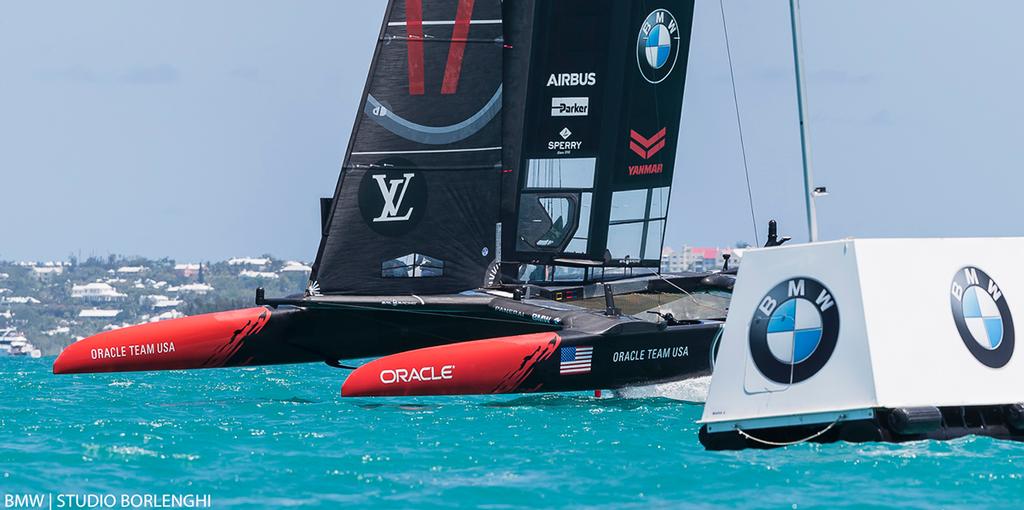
[53,307,274,374]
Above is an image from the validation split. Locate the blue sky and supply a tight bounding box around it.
[2,1,1022,262]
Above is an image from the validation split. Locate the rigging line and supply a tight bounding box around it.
[719,0,760,245]
[652,271,730,315]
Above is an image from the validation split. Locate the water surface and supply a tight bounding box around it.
[2,358,1021,508]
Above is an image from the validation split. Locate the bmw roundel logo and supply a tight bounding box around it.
[636,9,681,84]
[749,278,840,384]
[950,266,1014,368]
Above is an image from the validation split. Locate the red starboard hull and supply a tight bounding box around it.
[341,332,562,396]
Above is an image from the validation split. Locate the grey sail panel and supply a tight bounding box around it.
[311,0,504,295]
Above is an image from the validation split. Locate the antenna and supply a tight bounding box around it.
[765,220,792,248]
[603,284,620,317]
[789,0,821,242]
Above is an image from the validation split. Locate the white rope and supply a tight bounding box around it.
[719,0,760,245]
[654,271,730,315]
[735,415,842,447]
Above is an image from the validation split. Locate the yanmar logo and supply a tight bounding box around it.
[629,128,666,159]
[379,365,455,384]
[627,128,667,176]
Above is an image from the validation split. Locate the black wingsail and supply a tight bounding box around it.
[311,0,694,294]
[500,0,695,282]
[310,0,504,295]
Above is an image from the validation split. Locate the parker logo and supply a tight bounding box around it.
[358,162,427,236]
[379,365,455,384]
[629,128,666,159]
[749,277,840,384]
[950,266,1015,368]
[551,97,589,117]
[546,72,597,87]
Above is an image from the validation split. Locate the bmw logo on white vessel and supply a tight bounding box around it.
[950,266,1015,368]
[749,278,840,384]
[636,9,681,84]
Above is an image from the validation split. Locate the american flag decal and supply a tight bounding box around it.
[559,346,593,375]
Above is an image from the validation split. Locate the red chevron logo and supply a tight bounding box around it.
[629,128,667,160]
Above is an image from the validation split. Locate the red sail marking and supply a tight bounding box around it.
[53,307,271,374]
[341,332,562,397]
[406,0,426,95]
[441,0,475,95]
[647,139,666,158]
[629,128,667,159]
[630,128,667,148]
[628,141,646,159]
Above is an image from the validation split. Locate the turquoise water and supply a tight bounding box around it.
[2,357,1023,509]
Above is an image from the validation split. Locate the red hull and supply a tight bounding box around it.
[341,332,561,397]
[53,308,271,374]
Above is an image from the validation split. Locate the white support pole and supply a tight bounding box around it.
[789,0,819,242]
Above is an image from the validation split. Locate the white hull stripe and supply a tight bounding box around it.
[388,20,502,27]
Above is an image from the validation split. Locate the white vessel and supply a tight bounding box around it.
[0,328,42,358]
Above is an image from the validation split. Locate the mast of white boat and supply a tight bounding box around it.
[789,0,821,242]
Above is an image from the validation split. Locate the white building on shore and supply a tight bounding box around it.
[79,308,122,319]
[174,263,201,277]
[169,283,214,295]
[71,282,127,302]
[240,270,279,279]
[280,261,312,274]
[228,257,271,267]
[661,246,736,273]
[2,296,41,305]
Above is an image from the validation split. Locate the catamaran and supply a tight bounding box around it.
[54,0,737,397]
